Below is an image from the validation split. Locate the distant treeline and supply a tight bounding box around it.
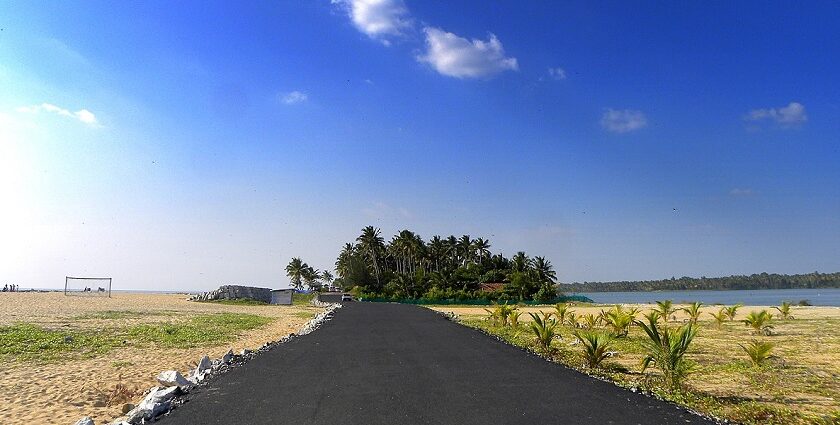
[560,272,840,293]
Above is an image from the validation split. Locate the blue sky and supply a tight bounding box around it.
[1,1,838,291]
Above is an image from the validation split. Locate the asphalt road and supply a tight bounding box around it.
[162,302,714,425]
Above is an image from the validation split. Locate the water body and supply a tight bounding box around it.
[572,288,840,307]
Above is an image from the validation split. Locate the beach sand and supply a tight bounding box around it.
[0,292,323,425]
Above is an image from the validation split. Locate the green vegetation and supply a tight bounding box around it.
[709,308,728,329]
[655,300,677,322]
[574,330,613,369]
[725,304,742,321]
[127,313,272,348]
[457,304,840,425]
[0,313,272,362]
[292,292,316,306]
[682,302,703,324]
[774,301,794,320]
[74,310,152,320]
[561,271,840,292]
[740,340,774,367]
[333,226,581,303]
[601,305,634,337]
[0,323,119,361]
[636,317,698,389]
[528,312,559,353]
[743,310,774,335]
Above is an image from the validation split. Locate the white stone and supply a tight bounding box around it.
[156,370,192,387]
[196,355,212,372]
[125,386,180,423]
[74,417,95,425]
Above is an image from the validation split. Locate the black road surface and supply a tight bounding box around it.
[162,303,714,424]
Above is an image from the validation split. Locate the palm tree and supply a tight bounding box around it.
[682,302,703,324]
[321,270,334,289]
[574,330,614,369]
[709,308,727,329]
[357,226,385,286]
[473,238,491,265]
[457,235,473,265]
[528,312,559,353]
[428,236,445,271]
[285,257,306,290]
[725,304,742,321]
[655,300,677,322]
[532,256,557,284]
[335,243,356,279]
[636,316,698,389]
[510,251,531,273]
[303,266,321,291]
[740,340,774,367]
[774,302,794,320]
[743,310,774,335]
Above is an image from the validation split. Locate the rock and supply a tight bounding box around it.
[64,335,74,344]
[222,349,234,364]
[93,400,107,407]
[240,348,252,356]
[196,355,212,372]
[156,370,192,387]
[74,417,95,425]
[125,386,181,423]
[121,403,135,414]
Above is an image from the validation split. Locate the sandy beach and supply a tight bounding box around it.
[0,292,323,425]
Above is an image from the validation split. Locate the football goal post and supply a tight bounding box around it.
[65,276,112,297]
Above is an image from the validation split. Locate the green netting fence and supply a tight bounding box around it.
[358,295,593,305]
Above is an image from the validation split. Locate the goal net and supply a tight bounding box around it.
[65,276,112,297]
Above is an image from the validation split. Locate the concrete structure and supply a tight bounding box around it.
[270,289,294,305]
[190,285,272,303]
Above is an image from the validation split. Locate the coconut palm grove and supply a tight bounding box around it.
[287,226,573,303]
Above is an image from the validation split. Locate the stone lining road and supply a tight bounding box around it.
[162,302,715,424]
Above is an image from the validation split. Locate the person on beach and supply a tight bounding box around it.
[2,284,7,292]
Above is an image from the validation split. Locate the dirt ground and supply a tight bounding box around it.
[0,292,323,425]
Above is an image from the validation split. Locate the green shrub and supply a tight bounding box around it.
[574,329,614,368]
[682,302,703,324]
[774,302,794,320]
[636,316,698,389]
[739,339,774,367]
[743,310,774,335]
[528,312,559,353]
[655,300,677,322]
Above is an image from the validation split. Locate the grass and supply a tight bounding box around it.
[452,304,840,425]
[293,292,316,306]
[74,310,157,320]
[0,313,273,362]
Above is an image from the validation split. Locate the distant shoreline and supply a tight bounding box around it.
[560,271,840,293]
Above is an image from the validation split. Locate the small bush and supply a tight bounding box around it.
[739,339,774,367]
[528,312,559,353]
[743,310,774,335]
[574,329,614,369]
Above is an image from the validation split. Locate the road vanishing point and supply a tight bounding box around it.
[162,302,715,424]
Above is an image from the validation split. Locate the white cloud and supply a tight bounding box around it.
[15,103,99,126]
[332,0,411,45]
[600,108,647,133]
[548,67,566,80]
[729,188,754,197]
[745,102,807,127]
[417,27,518,79]
[281,91,308,105]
